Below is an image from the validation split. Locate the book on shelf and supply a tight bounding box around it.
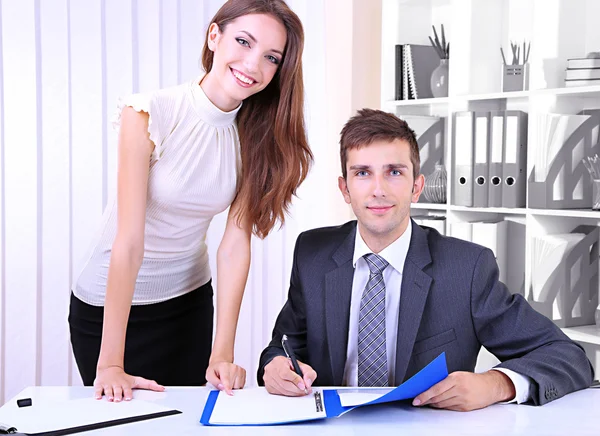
[394,44,438,100]
[565,68,600,81]
[565,78,600,87]
[566,58,600,69]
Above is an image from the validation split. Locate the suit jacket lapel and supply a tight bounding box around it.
[394,220,433,384]
[325,223,356,385]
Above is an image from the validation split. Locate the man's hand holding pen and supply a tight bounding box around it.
[263,355,317,396]
[264,335,317,396]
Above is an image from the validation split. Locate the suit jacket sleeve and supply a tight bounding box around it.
[257,232,308,385]
[470,247,594,405]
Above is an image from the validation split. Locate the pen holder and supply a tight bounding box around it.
[502,63,529,92]
[593,179,600,210]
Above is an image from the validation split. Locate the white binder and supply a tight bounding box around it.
[501,111,528,208]
[452,112,475,206]
[488,111,505,207]
[473,112,490,207]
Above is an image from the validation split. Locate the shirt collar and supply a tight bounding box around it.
[353,221,412,275]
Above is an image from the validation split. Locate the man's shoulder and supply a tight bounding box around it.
[300,221,356,240]
[294,221,356,258]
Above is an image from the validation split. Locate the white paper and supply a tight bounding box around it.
[531,233,585,300]
[0,397,175,434]
[337,388,394,407]
[208,388,326,425]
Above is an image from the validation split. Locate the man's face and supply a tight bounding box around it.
[338,139,424,250]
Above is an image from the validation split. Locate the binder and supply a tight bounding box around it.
[452,111,475,206]
[488,111,505,207]
[200,353,448,426]
[473,112,490,207]
[403,44,438,99]
[394,44,404,100]
[501,111,528,208]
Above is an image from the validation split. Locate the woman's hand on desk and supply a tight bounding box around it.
[263,356,317,397]
[94,366,165,402]
[206,361,247,395]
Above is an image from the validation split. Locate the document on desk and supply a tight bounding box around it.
[0,397,180,435]
[200,352,448,426]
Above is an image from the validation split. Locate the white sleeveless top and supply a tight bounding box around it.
[73,77,242,306]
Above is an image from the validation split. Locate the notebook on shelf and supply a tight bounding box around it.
[394,43,439,100]
[404,44,439,99]
[567,58,600,69]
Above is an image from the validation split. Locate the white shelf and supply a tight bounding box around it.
[562,325,600,345]
[451,206,527,215]
[456,90,531,101]
[389,97,450,107]
[388,86,600,107]
[532,85,600,98]
[528,208,600,218]
[411,202,448,210]
[382,0,600,377]
[410,204,600,218]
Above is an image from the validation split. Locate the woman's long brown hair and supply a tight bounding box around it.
[202,0,313,238]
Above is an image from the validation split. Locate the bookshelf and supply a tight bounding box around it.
[381,0,600,372]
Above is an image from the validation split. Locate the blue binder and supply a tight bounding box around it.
[200,353,448,426]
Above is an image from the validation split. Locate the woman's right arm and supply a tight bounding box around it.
[94,106,164,402]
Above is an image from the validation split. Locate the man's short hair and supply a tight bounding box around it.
[339,108,420,180]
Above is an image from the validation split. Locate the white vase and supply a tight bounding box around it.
[430,59,449,98]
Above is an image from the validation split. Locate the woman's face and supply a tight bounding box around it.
[204,13,287,111]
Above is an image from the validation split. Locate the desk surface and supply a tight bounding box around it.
[1,386,598,435]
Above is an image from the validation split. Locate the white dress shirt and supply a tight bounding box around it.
[342,222,531,404]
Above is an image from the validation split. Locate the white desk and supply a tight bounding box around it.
[1,386,598,435]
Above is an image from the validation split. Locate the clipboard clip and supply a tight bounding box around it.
[314,391,323,412]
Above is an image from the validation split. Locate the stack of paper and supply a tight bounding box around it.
[533,113,598,200]
[530,233,586,305]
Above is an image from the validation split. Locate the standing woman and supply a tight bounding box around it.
[68,0,311,402]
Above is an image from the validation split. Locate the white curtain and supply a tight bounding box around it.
[0,0,353,405]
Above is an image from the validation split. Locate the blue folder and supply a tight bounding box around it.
[200,352,448,426]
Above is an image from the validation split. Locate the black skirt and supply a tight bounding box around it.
[68,281,214,386]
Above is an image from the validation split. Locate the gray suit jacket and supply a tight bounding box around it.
[258,220,594,405]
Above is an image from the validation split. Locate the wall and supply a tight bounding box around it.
[0,0,382,404]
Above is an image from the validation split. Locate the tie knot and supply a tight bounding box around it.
[363,253,388,275]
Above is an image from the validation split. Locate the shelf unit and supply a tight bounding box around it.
[387,85,600,107]
[382,0,600,371]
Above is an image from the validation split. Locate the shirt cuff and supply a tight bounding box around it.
[490,368,532,404]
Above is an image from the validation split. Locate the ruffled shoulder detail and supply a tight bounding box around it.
[112,92,165,161]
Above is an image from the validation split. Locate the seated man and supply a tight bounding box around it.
[257,108,594,410]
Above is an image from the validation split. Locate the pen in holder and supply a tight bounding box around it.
[582,154,600,210]
[502,63,529,92]
[501,41,530,92]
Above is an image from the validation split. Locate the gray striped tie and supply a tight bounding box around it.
[358,253,389,387]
